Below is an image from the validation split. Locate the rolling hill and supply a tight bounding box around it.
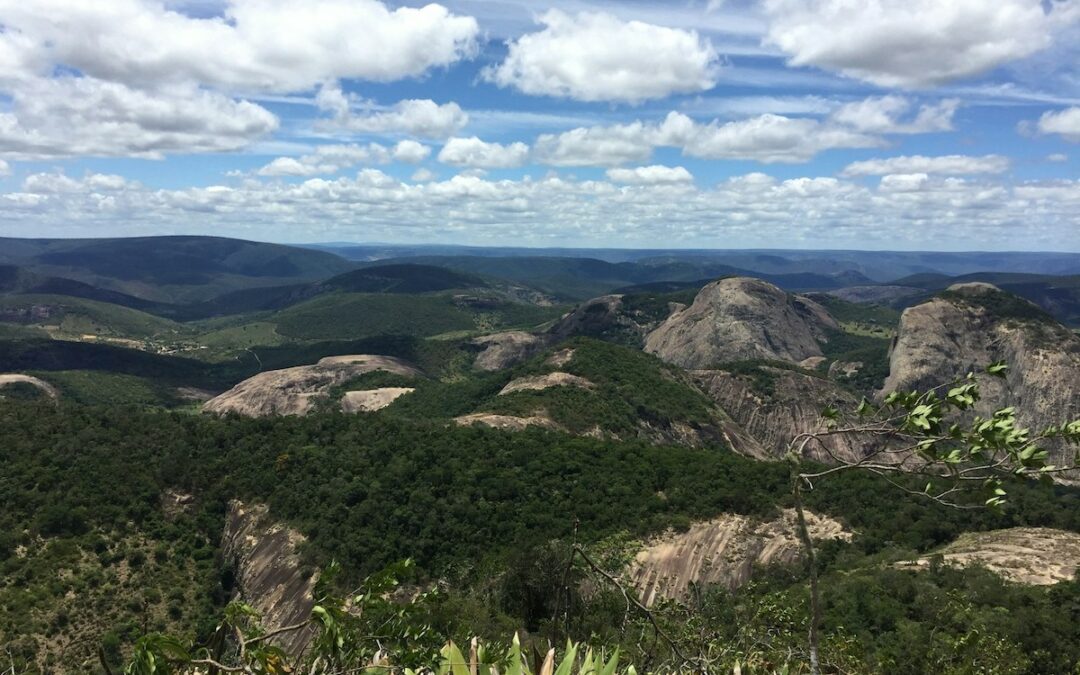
[0,235,355,303]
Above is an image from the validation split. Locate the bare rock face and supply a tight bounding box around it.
[499,372,595,395]
[547,295,627,341]
[629,510,850,606]
[471,331,547,371]
[693,368,869,462]
[453,413,561,432]
[644,278,839,369]
[221,501,317,657]
[203,355,423,417]
[0,373,59,398]
[341,388,415,413]
[904,528,1080,585]
[881,283,1080,468]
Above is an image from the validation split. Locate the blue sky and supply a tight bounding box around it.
[0,0,1078,250]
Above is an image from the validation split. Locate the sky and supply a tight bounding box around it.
[0,0,1079,251]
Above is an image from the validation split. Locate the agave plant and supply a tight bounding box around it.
[411,633,634,675]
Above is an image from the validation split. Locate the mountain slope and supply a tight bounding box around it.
[0,236,354,303]
[644,277,839,369]
[882,283,1080,469]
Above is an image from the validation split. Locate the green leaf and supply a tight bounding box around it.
[986,361,1009,378]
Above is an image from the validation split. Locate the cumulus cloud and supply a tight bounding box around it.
[763,0,1080,88]
[1048,153,1069,163]
[5,169,1076,251]
[392,140,431,164]
[680,113,881,163]
[0,160,10,178]
[484,10,721,103]
[533,122,657,167]
[0,0,480,92]
[437,137,530,169]
[606,165,694,185]
[316,86,468,139]
[831,96,960,134]
[1036,107,1080,142]
[0,76,278,160]
[842,155,1010,177]
[256,143,396,177]
[534,109,884,166]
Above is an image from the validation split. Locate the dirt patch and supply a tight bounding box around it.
[903,527,1080,585]
[546,348,576,367]
[629,510,850,606]
[341,387,415,413]
[498,371,595,395]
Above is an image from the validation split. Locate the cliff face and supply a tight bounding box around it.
[644,278,838,369]
[882,283,1080,467]
[221,501,318,657]
[629,510,850,606]
[693,368,869,462]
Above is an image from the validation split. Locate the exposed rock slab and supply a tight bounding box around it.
[904,528,1080,585]
[454,413,561,432]
[221,501,317,657]
[0,373,59,398]
[693,368,869,462]
[204,355,422,417]
[471,331,547,371]
[341,387,415,413]
[881,283,1080,469]
[498,372,595,395]
[645,277,838,369]
[629,510,850,606]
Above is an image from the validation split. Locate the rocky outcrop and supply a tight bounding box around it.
[341,388,415,413]
[693,368,869,462]
[644,278,839,369]
[498,372,594,395]
[0,373,59,398]
[471,331,547,371]
[629,510,850,606]
[453,413,561,432]
[881,283,1080,468]
[903,528,1080,585]
[221,501,317,656]
[203,355,423,417]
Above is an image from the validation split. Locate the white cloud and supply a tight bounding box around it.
[0,0,480,92]
[411,168,437,183]
[831,96,959,134]
[1048,153,1069,163]
[533,122,657,167]
[842,155,1010,177]
[532,108,888,166]
[606,165,694,185]
[317,88,468,139]
[0,160,10,178]
[0,77,277,160]
[879,173,930,192]
[1036,107,1080,142]
[484,10,721,103]
[437,137,530,169]
[763,0,1080,88]
[257,144,392,177]
[392,140,431,164]
[680,113,882,163]
[6,170,1077,251]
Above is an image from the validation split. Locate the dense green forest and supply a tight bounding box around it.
[3,399,1079,672]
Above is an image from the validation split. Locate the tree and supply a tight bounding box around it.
[786,363,1080,675]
